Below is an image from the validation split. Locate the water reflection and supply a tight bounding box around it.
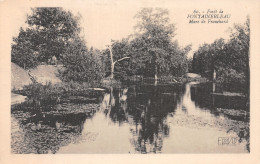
[11,82,250,154]
[125,85,183,153]
[11,103,99,154]
[190,83,248,110]
[94,82,249,153]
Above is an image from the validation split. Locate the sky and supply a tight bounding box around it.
[8,0,250,57]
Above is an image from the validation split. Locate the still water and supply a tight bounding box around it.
[11,82,249,153]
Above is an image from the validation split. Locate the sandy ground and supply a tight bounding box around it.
[30,65,62,85]
[11,63,62,105]
[12,63,62,90]
[11,93,27,105]
[11,63,32,90]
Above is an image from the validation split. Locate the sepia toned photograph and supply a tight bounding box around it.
[9,4,251,154]
[1,0,259,161]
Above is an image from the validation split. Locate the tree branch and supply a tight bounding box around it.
[114,56,130,64]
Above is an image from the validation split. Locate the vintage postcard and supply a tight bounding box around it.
[0,0,259,163]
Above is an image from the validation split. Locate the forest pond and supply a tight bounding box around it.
[11,82,249,153]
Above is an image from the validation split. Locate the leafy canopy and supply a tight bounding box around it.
[11,7,81,69]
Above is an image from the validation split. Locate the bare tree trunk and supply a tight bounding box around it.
[111,63,115,79]
[108,46,114,79]
[108,45,130,79]
[213,69,216,81]
[154,65,158,85]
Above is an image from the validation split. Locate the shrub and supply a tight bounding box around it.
[59,37,104,84]
[13,81,104,112]
[216,67,247,93]
[217,68,246,84]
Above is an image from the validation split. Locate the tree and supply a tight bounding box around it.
[133,8,176,79]
[130,8,191,79]
[168,42,191,76]
[101,38,133,79]
[107,41,130,79]
[11,28,39,69]
[224,16,250,93]
[59,36,104,83]
[191,17,249,93]
[192,38,225,78]
[11,7,81,69]
[100,8,191,80]
[187,58,193,72]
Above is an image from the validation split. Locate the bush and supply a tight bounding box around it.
[216,68,247,93]
[13,81,104,112]
[217,68,246,84]
[18,82,63,106]
[17,81,102,98]
[59,37,104,84]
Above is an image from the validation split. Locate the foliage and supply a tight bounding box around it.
[16,81,102,103]
[187,58,193,72]
[192,17,249,92]
[217,67,246,84]
[11,7,81,69]
[59,36,104,83]
[102,8,192,79]
[12,82,104,114]
[20,82,62,106]
[11,28,40,69]
[101,38,133,79]
[192,38,226,78]
[132,8,175,77]
[132,8,192,77]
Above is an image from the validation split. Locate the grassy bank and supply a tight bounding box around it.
[12,81,105,113]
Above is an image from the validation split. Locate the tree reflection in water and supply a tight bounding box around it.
[100,84,184,153]
[12,82,250,153]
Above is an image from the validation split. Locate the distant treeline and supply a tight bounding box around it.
[191,17,250,93]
